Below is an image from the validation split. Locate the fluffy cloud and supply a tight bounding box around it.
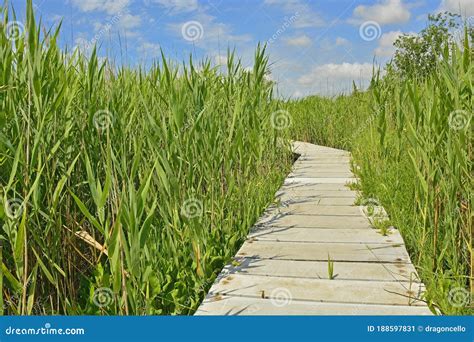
[118,13,142,29]
[214,54,228,66]
[264,0,325,28]
[71,0,130,14]
[152,0,199,13]
[169,13,252,49]
[297,62,374,95]
[284,34,312,47]
[352,0,411,24]
[137,42,161,58]
[374,30,417,57]
[439,0,474,16]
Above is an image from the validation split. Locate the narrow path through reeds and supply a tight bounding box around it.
[196,142,432,315]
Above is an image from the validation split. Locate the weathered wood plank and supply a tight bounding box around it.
[263,205,363,216]
[279,183,351,191]
[236,240,411,263]
[206,274,426,306]
[255,214,373,228]
[276,190,357,199]
[289,171,355,178]
[278,197,357,206]
[195,296,432,315]
[284,177,357,184]
[219,258,419,282]
[248,227,404,244]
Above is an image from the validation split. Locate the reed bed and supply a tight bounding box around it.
[0,1,292,314]
[288,29,472,314]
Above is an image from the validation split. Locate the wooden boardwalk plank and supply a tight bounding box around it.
[263,205,364,215]
[204,274,426,306]
[284,177,357,184]
[248,227,404,244]
[255,214,373,228]
[279,183,352,191]
[217,258,420,282]
[276,191,357,199]
[195,296,432,316]
[236,241,411,263]
[277,197,358,206]
[195,141,429,315]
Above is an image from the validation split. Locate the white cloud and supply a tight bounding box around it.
[284,34,312,47]
[169,13,252,50]
[119,13,142,29]
[292,90,303,98]
[152,0,199,13]
[335,37,350,46]
[71,0,130,14]
[74,37,93,53]
[264,0,325,28]
[214,54,228,65]
[352,0,411,24]
[138,42,161,58]
[374,30,416,57]
[297,62,374,95]
[439,0,474,16]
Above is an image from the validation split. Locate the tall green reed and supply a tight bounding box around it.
[287,28,472,315]
[0,1,292,314]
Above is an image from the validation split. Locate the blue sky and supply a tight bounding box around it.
[8,0,474,97]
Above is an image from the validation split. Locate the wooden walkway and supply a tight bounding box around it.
[195,141,431,315]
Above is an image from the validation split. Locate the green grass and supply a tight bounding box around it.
[327,254,335,280]
[0,1,292,314]
[286,30,472,314]
[1,1,472,316]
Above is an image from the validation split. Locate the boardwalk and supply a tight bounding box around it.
[195,141,431,315]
